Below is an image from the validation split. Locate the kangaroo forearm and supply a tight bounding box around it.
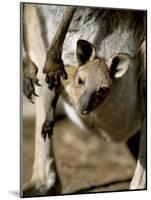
[50,6,77,50]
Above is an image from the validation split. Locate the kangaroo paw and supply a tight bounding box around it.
[23,56,41,103]
[43,48,67,91]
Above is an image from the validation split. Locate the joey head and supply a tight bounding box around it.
[70,40,130,115]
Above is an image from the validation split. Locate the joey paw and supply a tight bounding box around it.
[42,120,55,140]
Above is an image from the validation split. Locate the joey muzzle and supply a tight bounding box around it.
[79,88,109,115]
[79,91,97,115]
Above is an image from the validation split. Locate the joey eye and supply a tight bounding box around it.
[78,77,85,86]
[97,87,109,97]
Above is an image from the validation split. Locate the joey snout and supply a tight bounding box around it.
[79,92,93,115]
[79,87,109,115]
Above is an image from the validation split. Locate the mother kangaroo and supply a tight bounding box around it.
[22,3,146,197]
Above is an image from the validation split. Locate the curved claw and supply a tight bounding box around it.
[23,77,39,103]
[29,97,34,104]
[34,79,42,87]
[42,120,55,141]
[46,74,55,91]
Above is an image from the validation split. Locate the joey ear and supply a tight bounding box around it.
[76,40,96,66]
[106,53,131,79]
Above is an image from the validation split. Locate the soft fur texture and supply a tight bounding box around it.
[22,3,146,196]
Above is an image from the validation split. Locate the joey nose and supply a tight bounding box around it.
[79,93,94,115]
[80,105,88,115]
[80,107,88,115]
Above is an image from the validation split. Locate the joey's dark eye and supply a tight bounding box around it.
[78,77,84,86]
[97,87,109,97]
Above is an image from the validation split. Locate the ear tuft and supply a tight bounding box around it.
[76,40,96,66]
[107,53,130,79]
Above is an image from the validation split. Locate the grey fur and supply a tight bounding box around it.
[22,4,146,196]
